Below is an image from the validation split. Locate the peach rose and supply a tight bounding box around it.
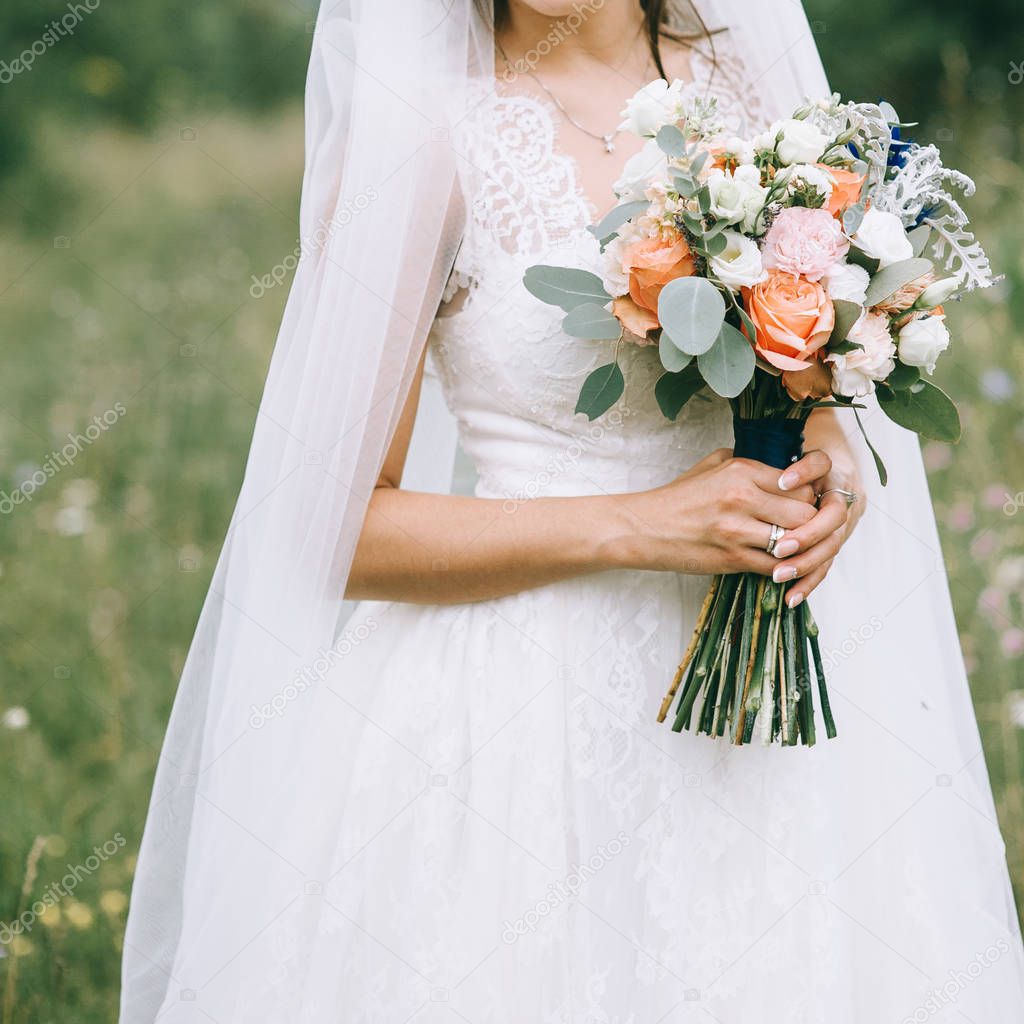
[781,359,833,401]
[622,235,696,322]
[818,164,865,217]
[742,271,835,370]
[612,295,659,341]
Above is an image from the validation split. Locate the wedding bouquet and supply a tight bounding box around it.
[525,84,995,746]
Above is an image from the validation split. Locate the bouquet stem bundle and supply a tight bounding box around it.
[658,382,838,746]
[657,572,836,746]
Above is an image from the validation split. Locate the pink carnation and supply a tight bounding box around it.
[762,207,850,282]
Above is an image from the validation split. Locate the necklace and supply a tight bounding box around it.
[497,39,653,155]
[521,65,622,153]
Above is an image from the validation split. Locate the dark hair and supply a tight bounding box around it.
[478,1,716,80]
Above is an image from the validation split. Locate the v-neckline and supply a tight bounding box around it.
[491,51,715,230]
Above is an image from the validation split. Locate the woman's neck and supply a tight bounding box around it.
[499,1,647,73]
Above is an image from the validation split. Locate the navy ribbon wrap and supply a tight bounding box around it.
[731,415,804,470]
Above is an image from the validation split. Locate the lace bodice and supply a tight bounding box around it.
[428,48,764,500]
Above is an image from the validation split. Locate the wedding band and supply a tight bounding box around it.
[766,523,785,555]
[818,487,858,508]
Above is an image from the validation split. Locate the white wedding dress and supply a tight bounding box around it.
[135,54,1024,1024]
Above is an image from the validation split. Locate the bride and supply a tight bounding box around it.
[120,1,1024,1020]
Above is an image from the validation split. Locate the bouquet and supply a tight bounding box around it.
[525,85,995,746]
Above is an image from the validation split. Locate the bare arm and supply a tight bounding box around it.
[345,352,834,605]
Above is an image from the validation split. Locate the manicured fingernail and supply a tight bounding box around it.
[773,539,798,559]
[773,565,798,583]
[778,471,797,491]
[787,592,804,609]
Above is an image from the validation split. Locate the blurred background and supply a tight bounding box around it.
[0,0,1021,1019]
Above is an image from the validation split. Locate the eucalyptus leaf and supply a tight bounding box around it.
[658,277,727,355]
[846,246,880,274]
[561,302,623,341]
[655,363,705,420]
[697,322,756,398]
[575,362,625,421]
[690,150,709,176]
[842,203,866,235]
[656,124,686,157]
[673,174,698,198]
[682,211,704,234]
[706,232,729,256]
[886,360,920,390]
[853,407,888,486]
[805,401,867,410]
[876,379,961,442]
[862,256,933,308]
[697,185,712,215]
[829,299,863,345]
[733,303,759,348]
[658,331,693,372]
[829,340,864,354]
[587,200,649,243]
[523,265,610,311]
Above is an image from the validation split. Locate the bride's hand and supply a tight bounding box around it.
[614,448,831,577]
[768,452,865,608]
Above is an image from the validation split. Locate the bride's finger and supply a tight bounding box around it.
[771,527,845,585]
[739,460,817,505]
[768,494,848,560]
[752,493,818,533]
[783,559,832,608]
[776,449,833,493]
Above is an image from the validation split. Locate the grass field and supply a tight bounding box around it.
[1,105,1023,1021]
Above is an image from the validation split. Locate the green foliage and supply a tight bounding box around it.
[575,361,624,420]
[697,322,755,399]
[877,379,962,442]
[523,266,609,310]
[657,277,726,356]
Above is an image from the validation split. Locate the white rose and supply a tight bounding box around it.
[709,231,767,290]
[706,167,767,233]
[720,134,755,165]
[826,310,896,397]
[823,261,870,305]
[600,234,631,297]
[898,314,950,374]
[773,118,830,165]
[613,138,667,201]
[853,207,914,268]
[618,78,686,137]
[778,163,834,203]
[916,277,959,308]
